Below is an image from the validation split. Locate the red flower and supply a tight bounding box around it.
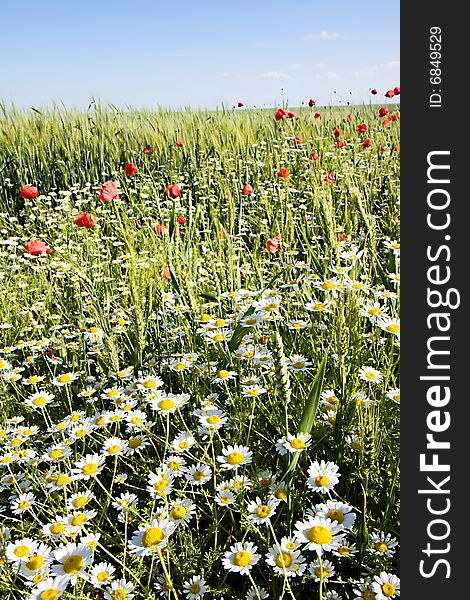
[357,123,367,133]
[371,88,378,95]
[176,215,187,225]
[154,223,168,235]
[176,139,185,147]
[125,163,138,177]
[390,113,400,122]
[378,106,390,117]
[308,98,316,107]
[382,117,391,127]
[324,172,335,184]
[267,234,281,253]
[143,145,152,155]
[362,138,372,149]
[333,127,342,138]
[309,152,319,161]
[339,232,347,242]
[275,108,286,121]
[286,111,296,119]
[163,265,171,281]
[392,145,399,153]
[99,181,119,203]
[313,112,321,119]
[237,101,244,107]
[277,168,289,180]
[242,184,253,195]
[384,89,395,99]
[294,135,302,146]
[20,185,38,199]
[393,86,400,95]
[347,114,354,122]
[25,240,51,256]
[165,184,181,199]
[75,213,97,229]
[336,139,346,148]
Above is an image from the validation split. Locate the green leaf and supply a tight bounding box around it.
[227,307,255,353]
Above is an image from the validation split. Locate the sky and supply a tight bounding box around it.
[0,0,400,111]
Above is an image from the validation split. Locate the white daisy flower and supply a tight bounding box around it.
[222,541,260,575]
[307,460,341,494]
[217,445,253,470]
[294,516,345,554]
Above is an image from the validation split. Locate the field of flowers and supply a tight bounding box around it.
[0,95,400,600]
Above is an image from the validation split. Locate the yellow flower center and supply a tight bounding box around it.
[154,479,169,491]
[213,333,225,342]
[28,376,40,384]
[143,379,158,389]
[58,374,72,384]
[255,505,271,518]
[111,590,127,600]
[363,592,376,600]
[368,307,381,315]
[322,281,335,290]
[55,475,71,487]
[290,438,305,450]
[32,573,46,584]
[193,470,206,481]
[107,445,121,454]
[73,496,88,508]
[97,572,109,582]
[40,591,60,600]
[63,554,84,574]
[365,371,376,379]
[314,303,326,310]
[207,415,221,424]
[381,583,396,597]
[142,527,165,547]
[315,475,330,487]
[159,399,175,411]
[190,583,201,593]
[128,437,141,449]
[51,523,66,535]
[14,545,30,558]
[49,449,64,460]
[227,452,245,465]
[33,396,48,406]
[19,500,30,510]
[314,566,329,579]
[75,428,87,438]
[386,323,400,333]
[95,416,106,426]
[338,545,350,556]
[179,441,189,449]
[285,541,296,550]
[275,552,293,568]
[71,513,88,526]
[82,463,98,476]
[292,361,305,369]
[26,554,44,571]
[174,362,186,371]
[327,509,344,523]
[234,551,252,567]
[10,438,23,447]
[168,461,180,471]
[171,506,187,520]
[217,370,230,379]
[275,489,288,500]
[307,525,333,545]
[375,541,388,553]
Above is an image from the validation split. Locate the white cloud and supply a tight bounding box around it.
[379,60,400,69]
[313,71,340,81]
[260,71,290,80]
[287,63,304,71]
[302,31,341,40]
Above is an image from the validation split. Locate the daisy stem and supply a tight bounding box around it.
[268,520,297,600]
[156,547,179,600]
[318,554,323,600]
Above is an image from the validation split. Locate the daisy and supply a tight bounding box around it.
[370,531,399,558]
[19,544,53,579]
[309,558,336,582]
[28,575,69,600]
[265,546,306,577]
[45,473,74,493]
[171,432,195,453]
[386,388,400,404]
[24,391,55,409]
[211,369,237,384]
[111,492,139,512]
[198,409,228,431]
[185,463,212,486]
[51,543,93,583]
[6,538,38,563]
[150,393,189,414]
[332,541,358,558]
[42,518,69,539]
[51,372,79,386]
[101,437,129,457]
[67,509,97,530]
[286,355,312,372]
[307,460,341,494]
[294,516,346,554]
[88,561,116,587]
[247,497,280,525]
[358,366,383,384]
[215,490,237,507]
[222,541,260,575]
[183,575,207,599]
[72,454,106,480]
[10,492,35,514]
[372,572,400,599]
[22,375,46,386]
[277,432,311,455]
[104,579,134,600]
[241,384,267,398]
[217,445,253,470]
[311,500,357,530]
[169,498,196,526]
[139,374,164,391]
[147,471,174,499]
[125,434,150,455]
[379,318,400,338]
[246,586,269,600]
[352,578,375,600]
[42,444,72,463]
[128,519,175,556]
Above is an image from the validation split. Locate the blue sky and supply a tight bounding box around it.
[0,0,399,110]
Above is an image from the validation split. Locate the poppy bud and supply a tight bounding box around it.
[237,101,244,107]
[277,168,289,180]
[163,265,171,281]
[309,152,319,161]
[371,88,378,95]
[176,139,185,147]
[393,86,400,95]
[154,223,168,235]
[143,145,152,155]
[378,106,390,117]
[384,89,396,99]
[313,112,321,119]
[362,138,372,149]
[176,215,187,225]
[275,108,286,121]
[336,139,346,148]
[334,127,342,138]
[164,184,181,199]
[308,98,316,107]
[242,184,253,195]
[125,163,137,177]
[286,111,296,119]
[324,172,335,184]
[20,185,38,199]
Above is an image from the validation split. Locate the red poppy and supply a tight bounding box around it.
[309,152,319,161]
[392,145,399,152]
[154,223,168,235]
[99,181,119,203]
[20,185,38,199]
[75,213,97,229]
[313,112,321,119]
[176,139,185,147]
[393,86,400,95]
[143,146,152,155]
[286,111,296,119]
[277,168,289,180]
[378,106,390,117]
[339,232,347,242]
[336,139,346,148]
[357,123,367,133]
[362,138,372,149]
[324,172,335,184]
[294,135,302,146]
[165,184,181,199]
[176,215,187,225]
[333,127,342,138]
[384,89,396,99]
[125,163,138,177]
[242,184,253,195]
[163,265,171,281]
[371,88,378,95]
[390,113,400,122]
[237,101,244,107]
[267,234,281,253]
[347,114,354,122]
[382,117,391,127]
[25,240,52,256]
[275,108,286,121]
[308,98,316,107]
